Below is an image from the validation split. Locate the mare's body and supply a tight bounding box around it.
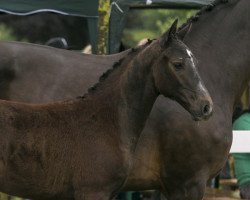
[0,23,212,200]
[0,41,127,102]
[0,1,245,198]
[126,0,250,199]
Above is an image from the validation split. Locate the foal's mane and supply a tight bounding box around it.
[79,40,153,99]
[178,0,229,31]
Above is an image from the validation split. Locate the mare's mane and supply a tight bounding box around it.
[178,0,229,31]
[79,0,229,98]
[79,0,232,100]
[79,39,154,99]
[78,0,231,100]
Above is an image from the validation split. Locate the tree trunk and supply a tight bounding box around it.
[97,0,110,54]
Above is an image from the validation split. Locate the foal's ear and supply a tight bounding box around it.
[160,19,178,48]
[177,23,192,41]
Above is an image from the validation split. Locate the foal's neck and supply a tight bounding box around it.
[118,43,159,151]
[84,42,159,152]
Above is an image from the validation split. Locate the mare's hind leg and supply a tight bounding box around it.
[240,182,250,199]
[74,190,114,200]
[161,179,206,200]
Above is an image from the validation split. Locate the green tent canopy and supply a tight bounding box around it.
[0,0,98,17]
[109,0,214,53]
[0,0,214,53]
[121,0,213,8]
[0,0,99,53]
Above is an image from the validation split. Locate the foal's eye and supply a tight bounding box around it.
[172,63,183,71]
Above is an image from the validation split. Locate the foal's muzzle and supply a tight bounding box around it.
[193,98,213,121]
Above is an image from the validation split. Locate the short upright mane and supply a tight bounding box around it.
[79,40,153,99]
[178,0,229,31]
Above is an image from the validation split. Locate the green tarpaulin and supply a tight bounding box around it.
[0,0,98,17]
[117,0,213,8]
[0,0,214,16]
[0,0,214,53]
[0,0,99,53]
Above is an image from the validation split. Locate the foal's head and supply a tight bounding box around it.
[153,20,213,121]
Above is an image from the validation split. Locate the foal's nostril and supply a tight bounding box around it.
[203,104,210,115]
[199,99,213,120]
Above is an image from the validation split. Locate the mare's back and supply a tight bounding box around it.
[0,41,128,103]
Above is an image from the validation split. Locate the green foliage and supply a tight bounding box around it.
[155,9,196,34]
[123,29,156,47]
[0,24,28,42]
[0,24,17,41]
[0,193,23,200]
[122,9,196,47]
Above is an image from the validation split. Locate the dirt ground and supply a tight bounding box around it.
[204,188,241,200]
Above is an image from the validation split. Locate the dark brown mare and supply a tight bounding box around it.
[125,0,250,199]
[0,0,246,199]
[0,21,212,200]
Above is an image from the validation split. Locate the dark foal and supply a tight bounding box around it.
[0,21,212,200]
